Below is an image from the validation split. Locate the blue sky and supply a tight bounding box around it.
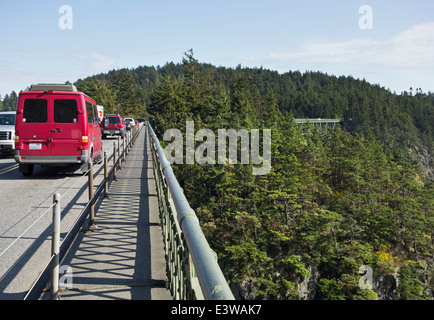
[1,0,433,97]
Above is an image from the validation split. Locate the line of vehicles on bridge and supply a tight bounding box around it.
[0,83,144,177]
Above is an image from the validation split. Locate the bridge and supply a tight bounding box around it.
[294,118,341,130]
[16,122,234,300]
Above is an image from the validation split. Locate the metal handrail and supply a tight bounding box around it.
[147,122,234,300]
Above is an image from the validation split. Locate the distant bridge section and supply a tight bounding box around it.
[294,118,341,130]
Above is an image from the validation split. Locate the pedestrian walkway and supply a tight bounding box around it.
[42,127,172,300]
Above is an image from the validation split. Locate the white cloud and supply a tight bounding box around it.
[77,53,116,72]
[244,21,434,69]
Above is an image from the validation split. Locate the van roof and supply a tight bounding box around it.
[20,84,96,103]
[29,83,78,92]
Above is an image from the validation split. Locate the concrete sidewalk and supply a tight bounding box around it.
[42,126,172,300]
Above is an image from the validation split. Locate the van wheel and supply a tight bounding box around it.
[19,164,34,177]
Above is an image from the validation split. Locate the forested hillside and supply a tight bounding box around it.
[1,51,433,299]
[70,51,434,179]
[144,52,434,300]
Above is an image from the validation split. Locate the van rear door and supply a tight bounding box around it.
[50,96,81,157]
[19,96,52,156]
[18,93,81,158]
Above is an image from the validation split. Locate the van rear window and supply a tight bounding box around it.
[54,99,78,123]
[23,99,48,123]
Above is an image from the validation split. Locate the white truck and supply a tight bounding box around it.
[0,111,16,155]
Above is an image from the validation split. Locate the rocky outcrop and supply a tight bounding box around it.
[297,266,319,300]
[374,272,399,300]
[230,263,433,300]
[409,145,433,180]
[229,277,258,300]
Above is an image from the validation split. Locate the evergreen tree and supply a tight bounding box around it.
[66,52,434,300]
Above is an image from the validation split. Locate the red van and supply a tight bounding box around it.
[14,84,103,176]
[101,114,126,138]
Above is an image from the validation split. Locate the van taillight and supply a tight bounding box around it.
[82,136,88,145]
[82,131,88,145]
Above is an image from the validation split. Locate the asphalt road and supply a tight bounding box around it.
[0,134,129,300]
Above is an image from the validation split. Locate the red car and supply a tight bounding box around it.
[14,84,103,176]
[101,114,126,138]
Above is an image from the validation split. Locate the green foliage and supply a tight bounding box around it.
[317,278,345,300]
[0,91,18,111]
[76,78,117,114]
[143,52,433,300]
[398,261,429,300]
[226,241,271,277]
[142,52,434,300]
[281,255,310,278]
[75,68,147,118]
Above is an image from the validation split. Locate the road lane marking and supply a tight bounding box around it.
[0,164,18,175]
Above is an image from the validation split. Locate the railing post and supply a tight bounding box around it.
[104,152,110,199]
[88,161,95,227]
[123,135,126,162]
[113,142,118,180]
[126,132,129,153]
[128,130,131,152]
[117,137,122,169]
[50,193,61,300]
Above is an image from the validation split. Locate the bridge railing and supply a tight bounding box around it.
[147,122,234,300]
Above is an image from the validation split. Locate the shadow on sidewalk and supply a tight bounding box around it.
[47,127,170,300]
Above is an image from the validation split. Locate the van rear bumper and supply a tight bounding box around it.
[14,150,89,164]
